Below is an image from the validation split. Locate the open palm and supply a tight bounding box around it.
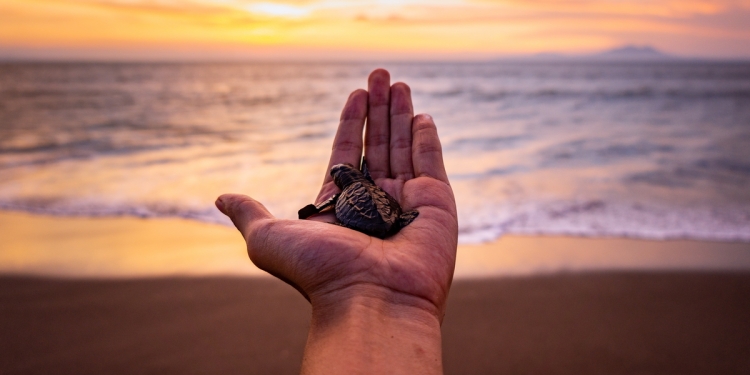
[217,69,458,320]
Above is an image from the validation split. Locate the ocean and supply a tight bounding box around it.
[1,61,749,244]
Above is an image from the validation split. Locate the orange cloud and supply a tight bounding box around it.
[0,0,748,59]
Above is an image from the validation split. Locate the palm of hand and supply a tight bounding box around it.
[218,69,457,319]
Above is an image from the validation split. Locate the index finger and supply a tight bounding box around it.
[317,89,368,201]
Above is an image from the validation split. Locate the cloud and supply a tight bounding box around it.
[1,0,749,59]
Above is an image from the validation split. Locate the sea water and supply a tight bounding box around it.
[1,62,749,244]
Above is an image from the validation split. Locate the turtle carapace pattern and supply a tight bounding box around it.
[297,160,419,239]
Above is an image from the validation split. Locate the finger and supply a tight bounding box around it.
[412,114,449,184]
[318,89,368,201]
[216,194,275,241]
[389,82,414,180]
[365,68,391,180]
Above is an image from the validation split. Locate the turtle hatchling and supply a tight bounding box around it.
[298,159,418,239]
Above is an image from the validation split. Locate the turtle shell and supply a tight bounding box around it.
[335,181,402,238]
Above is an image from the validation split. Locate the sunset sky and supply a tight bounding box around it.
[1,0,749,60]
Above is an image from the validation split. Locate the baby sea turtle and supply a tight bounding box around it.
[298,159,419,239]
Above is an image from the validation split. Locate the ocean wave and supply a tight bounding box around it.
[457,200,750,244]
[422,87,750,101]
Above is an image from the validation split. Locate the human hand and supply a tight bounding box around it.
[216,69,457,373]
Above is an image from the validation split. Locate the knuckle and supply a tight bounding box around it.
[414,142,442,155]
[413,120,436,133]
[390,108,413,117]
[234,197,257,213]
[365,133,389,147]
[332,140,360,152]
[389,137,411,150]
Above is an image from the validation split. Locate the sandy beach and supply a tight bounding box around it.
[2,274,749,374]
[1,211,750,374]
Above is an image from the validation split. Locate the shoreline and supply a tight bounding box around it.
[1,210,750,278]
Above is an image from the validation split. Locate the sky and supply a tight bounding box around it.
[1,0,749,61]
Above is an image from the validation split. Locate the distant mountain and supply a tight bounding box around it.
[592,45,673,60]
[494,45,677,62]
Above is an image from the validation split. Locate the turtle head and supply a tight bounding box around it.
[331,163,366,189]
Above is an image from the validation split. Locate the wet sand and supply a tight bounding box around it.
[2,210,750,278]
[1,273,749,374]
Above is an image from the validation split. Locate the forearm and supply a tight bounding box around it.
[301,285,444,375]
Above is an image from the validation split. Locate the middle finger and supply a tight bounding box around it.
[364,69,391,180]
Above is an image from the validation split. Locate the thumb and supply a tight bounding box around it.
[215,194,274,239]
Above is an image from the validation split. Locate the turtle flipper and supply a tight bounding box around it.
[360,157,375,184]
[398,210,419,228]
[298,193,339,219]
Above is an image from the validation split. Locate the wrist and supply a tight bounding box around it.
[302,283,444,375]
[311,282,444,325]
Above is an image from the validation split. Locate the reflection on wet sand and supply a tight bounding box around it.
[2,211,749,278]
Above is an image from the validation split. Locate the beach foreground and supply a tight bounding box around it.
[2,211,750,373]
[1,273,749,374]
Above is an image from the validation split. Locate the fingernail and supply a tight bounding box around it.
[418,113,433,121]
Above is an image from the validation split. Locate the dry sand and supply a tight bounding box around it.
[1,274,749,374]
[1,211,750,374]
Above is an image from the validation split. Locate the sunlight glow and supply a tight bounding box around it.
[0,0,748,60]
[245,2,310,18]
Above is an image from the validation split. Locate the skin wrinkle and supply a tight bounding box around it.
[312,280,443,322]
[381,239,393,275]
[339,110,367,123]
[247,218,276,261]
[331,139,361,153]
[389,133,413,151]
[390,107,414,117]
[405,180,455,212]
[413,140,443,157]
[364,133,390,148]
[295,235,350,293]
[419,212,457,238]
[296,242,332,292]
[351,237,375,275]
